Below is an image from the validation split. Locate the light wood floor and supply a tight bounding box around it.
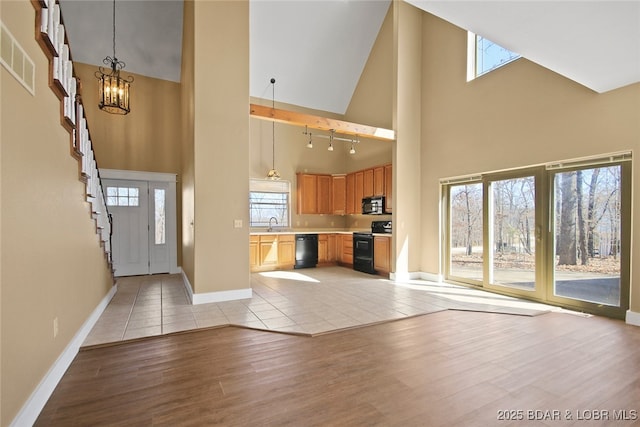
[36,310,640,426]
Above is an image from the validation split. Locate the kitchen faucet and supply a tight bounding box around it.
[268,217,278,232]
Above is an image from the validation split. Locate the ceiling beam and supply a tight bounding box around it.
[249,104,395,141]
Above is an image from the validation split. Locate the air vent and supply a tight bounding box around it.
[1,21,35,95]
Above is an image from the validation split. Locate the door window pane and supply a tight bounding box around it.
[489,176,536,290]
[154,189,166,245]
[449,183,483,282]
[106,186,140,207]
[553,166,621,306]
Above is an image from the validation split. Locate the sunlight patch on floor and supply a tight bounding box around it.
[391,279,560,312]
[259,270,321,283]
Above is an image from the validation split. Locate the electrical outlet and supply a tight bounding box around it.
[53,317,59,338]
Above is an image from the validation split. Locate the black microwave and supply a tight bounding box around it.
[362,196,385,215]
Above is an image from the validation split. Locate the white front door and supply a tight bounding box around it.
[104,176,177,277]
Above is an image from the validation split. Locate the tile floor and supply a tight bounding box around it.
[83,266,559,347]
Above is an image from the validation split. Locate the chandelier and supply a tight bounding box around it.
[95,0,133,115]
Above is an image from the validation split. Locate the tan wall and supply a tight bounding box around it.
[392,0,423,275]
[73,62,183,267]
[73,64,181,174]
[418,12,640,311]
[191,0,250,294]
[1,2,114,424]
[180,0,195,287]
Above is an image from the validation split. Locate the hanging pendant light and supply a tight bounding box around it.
[95,0,133,115]
[266,78,281,180]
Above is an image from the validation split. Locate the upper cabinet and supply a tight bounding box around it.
[297,163,392,216]
[297,173,333,214]
[384,163,392,213]
[332,175,347,215]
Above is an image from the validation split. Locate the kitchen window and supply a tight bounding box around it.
[249,179,290,228]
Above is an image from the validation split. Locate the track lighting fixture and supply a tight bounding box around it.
[301,127,360,154]
[305,126,313,148]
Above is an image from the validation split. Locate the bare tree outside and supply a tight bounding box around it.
[490,176,536,290]
[554,165,622,306]
[449,183,483,281]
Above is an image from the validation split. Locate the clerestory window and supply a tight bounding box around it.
[467,32,520,81]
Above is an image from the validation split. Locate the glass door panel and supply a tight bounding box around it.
[448,183,483,283]
[488,176,536,291]
[552,165,622,306]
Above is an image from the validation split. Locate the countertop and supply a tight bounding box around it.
[250,229,392,237]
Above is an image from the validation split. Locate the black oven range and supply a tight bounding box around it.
[353,221,392,274]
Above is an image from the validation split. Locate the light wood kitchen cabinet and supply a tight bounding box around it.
[327,234,337,261]
[249,235,260,270]
[259,235,279,268]
[332,175,346,215]
[339,234,353,265]
[318,234,339,265]
[354,171,364,212]
[317,175,332,214]
[345,173,356,214]
[374,235,391,274]
[373,166,385,196]
[297,163,391,217]
[297,173,317,214]
[363,168,374,198]
[252,234,295,272]
[277,234,295,268]
[318,234,329,263]
[384,163,392,213]
[297,172,333,214]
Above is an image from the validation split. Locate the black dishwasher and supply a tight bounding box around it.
[295,234,318,269]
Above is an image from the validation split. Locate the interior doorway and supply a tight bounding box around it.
[101,170,178,277]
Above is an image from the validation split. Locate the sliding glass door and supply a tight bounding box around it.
[548,163,629,311]
[444,156,630,318]
[484,170,544,299]
[447,182,483,284]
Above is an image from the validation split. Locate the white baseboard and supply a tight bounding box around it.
[418,272,443,283]
[10,284,118,427]
[390,271,441,283]
[180,268,252,304]
[389,271,422,282]
[193,288,253,304]
[626,310,640,327]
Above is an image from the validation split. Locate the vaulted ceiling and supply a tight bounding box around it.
[59,1,640,115]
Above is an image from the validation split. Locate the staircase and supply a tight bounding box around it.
[31,0,113,269]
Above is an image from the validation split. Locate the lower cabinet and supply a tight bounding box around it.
[373,236,391,274]
[338,234,353,265]
[249,235,260,270]
[277,234,295,269]
[251,233,369,272]
[318,234,338,264]
[251,234,295,272]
